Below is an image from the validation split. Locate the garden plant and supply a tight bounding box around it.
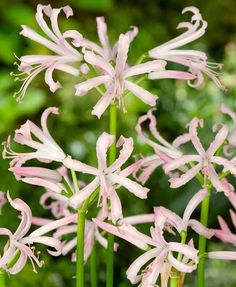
[0,3,235,287]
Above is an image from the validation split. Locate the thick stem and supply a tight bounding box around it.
[197,190,210,287]
[76,198,90,287]
[170,276,178,287]
[90,242,98,287]
[0,270,5,287]
[106,103,117,287]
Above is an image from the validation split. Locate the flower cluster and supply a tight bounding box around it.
[13,4,224,118]
[1,4,235,287]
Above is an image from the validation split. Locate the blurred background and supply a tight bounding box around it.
[0,0,236,286]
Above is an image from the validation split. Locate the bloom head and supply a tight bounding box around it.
[13,4,82,102]
[3,107,65,168]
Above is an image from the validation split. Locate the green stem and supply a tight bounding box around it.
[76,198,90,287]
[135,52,148,65]
[109,103,117,163]
[90,242,97,287]
[177,231,187,261]
[168,232,187,287]
[71,169,80,194]
[170,276,178,287]
[197,189,211,287]
[0,269,5,287]
[106,103,117,287]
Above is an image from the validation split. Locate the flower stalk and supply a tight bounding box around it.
[90,242,98,287]
[76,198,90,287]
[0,269,5,287]
[106,103,117,287]
[197,189,211,287]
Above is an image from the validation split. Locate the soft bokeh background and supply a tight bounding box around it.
[0,0,236,286]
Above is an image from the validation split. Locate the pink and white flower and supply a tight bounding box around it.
[77,16,138,62]
[3,107,65,168]
[154,189,214,238]
[9,166,67,194]
[39,190,71,219]
[13,4,82,102]
[94,211,199,286]
[135,109,191,183]
[164,118,236,191]
[149,6,225,90]
[75,34,163,118]
[64,132,149,222]
[214,209,236,246]
[54,215,117,262]
[0,194,61,274]
[220,104,236,150]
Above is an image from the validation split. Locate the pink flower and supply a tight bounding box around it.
[9,166,67,194]
[40,190,71,219]
[220,178,236,208]
[154,189,214,239]
[220,104,236,149]
[54,215,118,262]
[135,109,191,183]
[31,211,114,262]
[164,118,236,191]
[94,213,199,286]
[3,107,65,168]
[78,16,138,62]
[13,4,82,102]
[0,194,61,274]
[214,209,236,246]
[207,251,236,261]
[148,7,225,90]
[64,132,149,222]
[75,34,162,118]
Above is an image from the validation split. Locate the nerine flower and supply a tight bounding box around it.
[220,178,236,209]
[3,107,65,168]
[0,194,61,274]
[148,6,225,90]
[75,34,161,118]
[13,4,82,102]
[164,118,236,191]
[214,209,236,246]
[94,211,199,286]
[78,16,138,62]
[64,132,149,222]
[220,104,236,149]
[30,211,114,262]
[9,166,67,194]
[135,109,191,183]
[40,190,71,219]
[154,189,214,239]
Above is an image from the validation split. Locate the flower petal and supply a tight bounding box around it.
[109,174,149,199]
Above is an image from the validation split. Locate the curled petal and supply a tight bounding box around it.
[124,80,157,107]
[63,156,98,175]
[189,118,205,155]
[126,248,165,284]
[207,125,228,157]
[109,174,149,199]
[96,132,115,170]
[75,75,110,97]
[182,189,208,227]
[107,136,133,173]
[93,219,156,250]
[69,178,100,208]
[188,219,214,239]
